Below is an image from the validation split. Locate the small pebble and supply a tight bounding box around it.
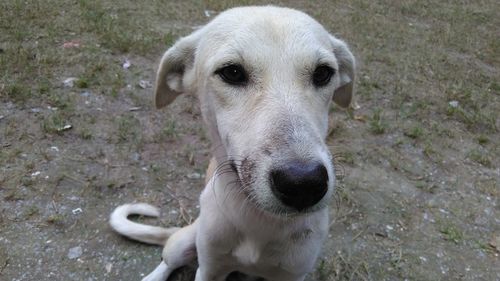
[138,80,152,89]
[122,59,131,69]
[130,153,140,162]
[448,100,459,108]
[187,172,201,179]
[67,246,83,259]
[63,77,77,88]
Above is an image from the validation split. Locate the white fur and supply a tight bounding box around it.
[110,5,355,281]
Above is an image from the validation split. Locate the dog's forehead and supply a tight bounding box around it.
[199,7,333,65]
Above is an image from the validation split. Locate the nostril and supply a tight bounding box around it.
[270,162,329,210]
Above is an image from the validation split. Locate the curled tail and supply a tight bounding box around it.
[109,203,180,246]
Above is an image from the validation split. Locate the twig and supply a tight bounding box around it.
[0,258,9,274]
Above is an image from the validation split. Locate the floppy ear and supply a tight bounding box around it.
[154,31,201,109]
[330,36,355,108]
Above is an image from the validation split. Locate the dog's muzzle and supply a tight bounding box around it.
[270,161,329,211]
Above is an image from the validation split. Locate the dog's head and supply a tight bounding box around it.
[155,6,355,215]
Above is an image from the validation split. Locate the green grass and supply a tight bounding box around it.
[23,206,39,218]
[42,112,70,135]
[79,127,93,140]
[467,149,493,168]
[2,83,32,104]
[78,0,176,54]
[404,125,425,140]
[439,224,464,245]
[46,214,64,225]
[476,135,489,145]
[369,109,387,135]
[162,120,179,139]
[0,1,499,280]
[116,115,140,143]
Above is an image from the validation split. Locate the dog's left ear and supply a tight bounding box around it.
[330,36,355,108]
[154,30,202,109]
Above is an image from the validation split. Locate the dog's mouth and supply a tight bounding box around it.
[227,157,256,196]
[229,160,238,174]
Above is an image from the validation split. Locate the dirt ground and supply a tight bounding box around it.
[0,0,499,280]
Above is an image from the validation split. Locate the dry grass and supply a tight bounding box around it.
[0,0,499,280]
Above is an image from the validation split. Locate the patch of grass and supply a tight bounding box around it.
[38,79,51,95]
[467,149,493,168]
[46,92,74,111]
[203,0,253,11]
[20,175,35,187]
[369,109,387,135]
[78,0,174,55]
[404,125,424,139]
[75,78,89,89]
[490,81,500,92]
[4,188,25,201]
[79,127,93,140]
[439,224,463,244]
[41,113,70,135]
[162,120,178,139]
[116,115,139,142]
[315,259,333,281]
[445,83,498,134]
[475,240,498,255]
[0,0,71,105]
[475,178,498,197]
[415,181,438,194]
[422,142,434,156]
[75,57,127,97]
[399,100,431,120]
[358,77,382,97]
[46,214,64,225]
[23,206,39,218]
[476,135,489,145]
[446,104,497,134]
[314,254,370,281]
[2,83,32,104]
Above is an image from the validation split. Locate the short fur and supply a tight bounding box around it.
[110,6,355,281]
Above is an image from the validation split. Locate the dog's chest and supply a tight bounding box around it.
[232,238,262,265]
[231,228,313,267]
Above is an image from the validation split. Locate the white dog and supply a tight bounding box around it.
[110,6,355,281]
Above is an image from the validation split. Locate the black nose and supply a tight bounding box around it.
[270,161,329,211]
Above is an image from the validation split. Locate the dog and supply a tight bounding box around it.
[110,6,355,281]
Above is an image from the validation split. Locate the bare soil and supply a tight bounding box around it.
[1,1,499,280]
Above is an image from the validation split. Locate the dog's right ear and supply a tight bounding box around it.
[154,31,201,109]
[330,36,355,108]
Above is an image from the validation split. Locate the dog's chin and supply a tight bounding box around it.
[243,186,330,218]
[264,199,329,218]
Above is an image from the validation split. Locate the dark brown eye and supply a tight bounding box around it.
[216,64,248,86]
[312,65,335,87]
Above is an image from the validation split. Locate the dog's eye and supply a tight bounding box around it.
[312,65,335,87]
[216,64,248,86]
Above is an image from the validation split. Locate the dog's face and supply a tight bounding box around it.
[155,7,355,215]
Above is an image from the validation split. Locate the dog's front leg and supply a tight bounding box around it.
[141,262,170,281]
